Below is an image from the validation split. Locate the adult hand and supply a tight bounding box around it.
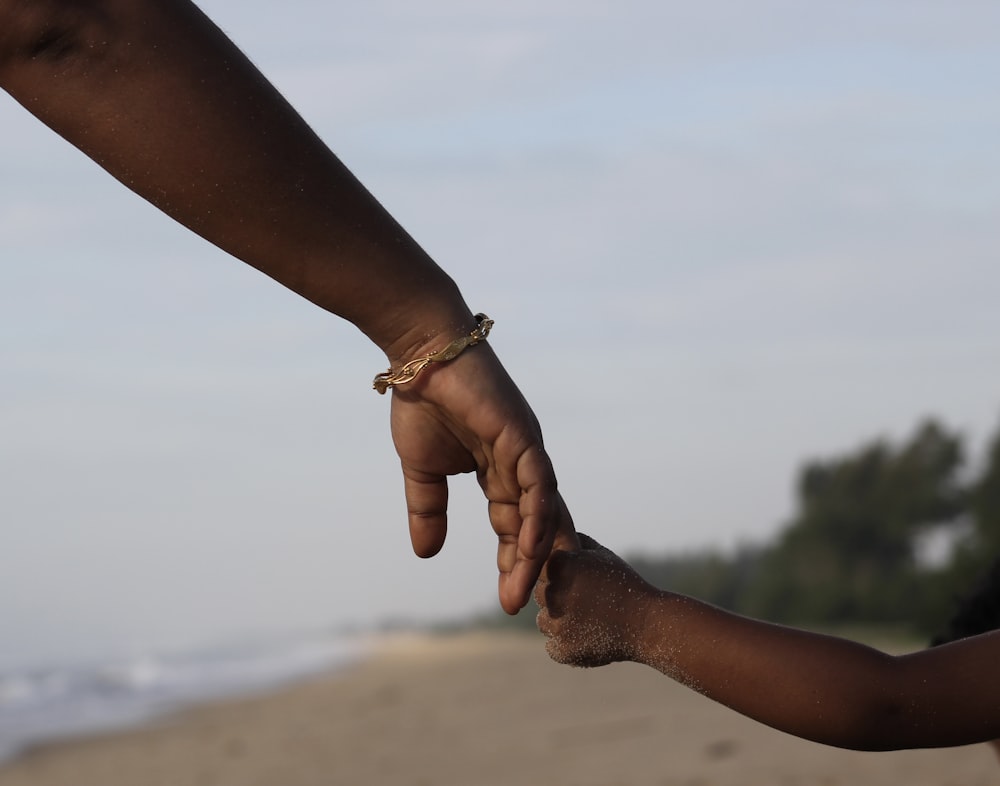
[389,342,579,614]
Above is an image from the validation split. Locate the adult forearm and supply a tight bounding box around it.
[0,0,471,360]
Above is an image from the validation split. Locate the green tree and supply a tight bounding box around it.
[742,419,967,626]
[933,419,1000,630]
[971,424,1000,553]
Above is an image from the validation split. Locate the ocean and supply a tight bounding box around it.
[0,629,371,764]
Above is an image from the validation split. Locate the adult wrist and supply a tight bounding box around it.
[373,313,493,394]
[375,296,481,374]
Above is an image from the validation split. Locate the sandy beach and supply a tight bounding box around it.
[0,630,995,786]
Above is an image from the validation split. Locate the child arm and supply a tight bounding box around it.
[535,535,1000,751]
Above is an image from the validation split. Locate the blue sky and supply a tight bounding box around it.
[1,0,999,669]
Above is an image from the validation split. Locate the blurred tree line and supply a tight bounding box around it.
[628,416,1000,637]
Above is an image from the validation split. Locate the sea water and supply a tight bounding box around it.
[0,630,370,764]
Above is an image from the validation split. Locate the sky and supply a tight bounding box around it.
[1,0,999,670]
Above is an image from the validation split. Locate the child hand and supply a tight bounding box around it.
[534,533,657,667]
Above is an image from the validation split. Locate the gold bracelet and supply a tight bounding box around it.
[373,313,494,394]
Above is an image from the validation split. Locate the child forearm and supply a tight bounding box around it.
[634,592,907,749]
[635,591,1000,750]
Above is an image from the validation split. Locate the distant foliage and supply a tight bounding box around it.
[742,419,969,630]
[623,416,999,637]
[628,546,764,614]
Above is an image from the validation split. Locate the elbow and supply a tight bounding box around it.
[0,0,118,78]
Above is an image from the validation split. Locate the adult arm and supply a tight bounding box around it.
[0,0,578,612]
[536,535,1000,750]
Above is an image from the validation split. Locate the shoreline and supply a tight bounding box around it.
[0,630,996,786]
[0,628,375,769]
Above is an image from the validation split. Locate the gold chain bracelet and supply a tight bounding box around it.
[372,313,494,394]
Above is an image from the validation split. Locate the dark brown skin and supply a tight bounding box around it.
[0,0,578,612]
[536,534,1000,751]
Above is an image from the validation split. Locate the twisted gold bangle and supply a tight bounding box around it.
[372,313,494,394]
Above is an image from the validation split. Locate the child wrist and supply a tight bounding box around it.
[627,591,666,666]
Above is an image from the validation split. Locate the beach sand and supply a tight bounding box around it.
[0,630,995,786]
